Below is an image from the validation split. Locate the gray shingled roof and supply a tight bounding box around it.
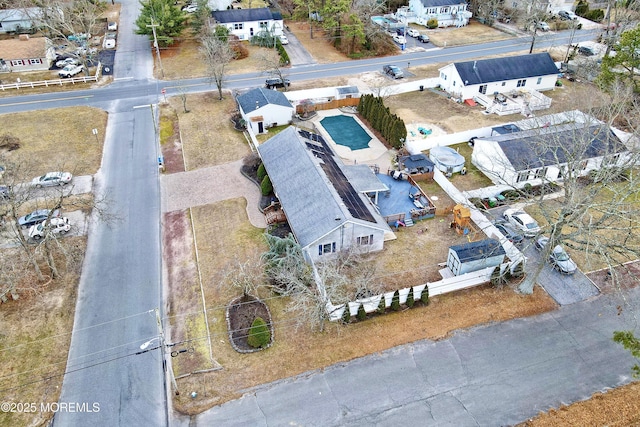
[258,127,389,249]
[211,7,275,23]
[419,0,468,7]
[449,239,505,262]
[493,123,626,172]
[237,88,292,114]
[336,86,359,95]
[455,53,558,86]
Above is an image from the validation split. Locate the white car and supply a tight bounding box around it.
[58,64,84,78]
[107,21,118,31]
[536,21,550,31]
[407,29,420,37]
[279,34,289,45]
[29,217,71,240]
[393,34,407,44]
[502,208,541,237]
[55,57,79,68]
[103,33,116,49]
[183,4,197,12]
[535,237,578,274]
[32,171,73,187]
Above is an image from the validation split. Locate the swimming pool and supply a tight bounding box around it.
[319,115,372,151]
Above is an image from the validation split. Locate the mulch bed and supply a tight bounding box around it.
[226,294,273,353]
[586,260,640,294]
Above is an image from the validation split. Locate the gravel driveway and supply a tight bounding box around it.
[160,159,267,228]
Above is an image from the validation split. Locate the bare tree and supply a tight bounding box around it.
[257,50,289,92]
[199,27,235,100]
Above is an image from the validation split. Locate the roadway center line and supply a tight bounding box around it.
[0,94,93,107]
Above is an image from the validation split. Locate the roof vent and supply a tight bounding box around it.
[19,34,30,41]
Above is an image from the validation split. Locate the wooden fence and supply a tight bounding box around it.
[0,63,101,91]
[296,97,360,114]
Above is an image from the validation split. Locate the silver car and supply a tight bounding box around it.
[535,237,578,274]
[32,171,73,187]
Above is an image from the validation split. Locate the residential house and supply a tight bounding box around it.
[447,239,505,276]
[211,7,284,41]
[257,127,395,263]
[0,8,42,34]
[207,0,233,11]
[237,87,294,134]
[0,35,55,72]
[471,113,632,188]
[438,53,559,102]
[404,0,472,27]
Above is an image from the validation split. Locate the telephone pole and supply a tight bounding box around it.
[147,18,164,78]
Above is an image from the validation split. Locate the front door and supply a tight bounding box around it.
[258,121,264,133]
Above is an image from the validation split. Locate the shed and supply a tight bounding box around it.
[399,153,435,174]
[447,238,505,276]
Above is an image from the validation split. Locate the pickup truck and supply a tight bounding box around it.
[58,64,84,78]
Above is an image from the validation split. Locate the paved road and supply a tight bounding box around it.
[177,285,640,427]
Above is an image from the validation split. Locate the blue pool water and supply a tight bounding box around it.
[319,115,372,151]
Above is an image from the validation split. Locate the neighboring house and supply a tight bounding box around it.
[258,127,395,263]
[237,87,294,134]
[438,53,559,101]
[0,35,55,72]
[207,0,233,11]
[211,7,284,41]
[447,239,505,276]
[405,0,472,27]
[0,7,42,34]
[471,114,631,188]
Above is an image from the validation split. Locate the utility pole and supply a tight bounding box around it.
[154,308,179,395]
[147,18,165,78]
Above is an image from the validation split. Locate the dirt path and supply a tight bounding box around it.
[160,159,267,228]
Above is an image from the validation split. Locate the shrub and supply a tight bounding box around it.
[511,261,525,278]
[377,295,386,313]
[231,38,249,59]
[247,317,271,348]
[585,9,604,22]
[342,304,351,323]
[427,18,438,29]
[260,175,273,196]
[575,1,588,16]
[406,287,415,308]
[356,304,367,321]
[391,290,400,311]
[420,286,429,305]
[257,163,267,181]
[490,265,508,288]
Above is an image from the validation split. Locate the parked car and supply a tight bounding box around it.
[578,45,596,56]
[18,209,61,229]
[407,29,420,37]
[558,10,578,20]
[74,44,97,56]
[29,217,71,240]
[392,34,407,44]
[31,171,73,187]
[395,28,406,36]
[536,21,550,31]
[502,208,541,237]
[58,64,84,78]
[279,34,289,45]
[383,64,404,79]
[494,221,524,244]
[182,4,198,12]
[68,33,90,42]
[417,34,430,43]
[55,57,79,69]
[103,32,117,49]
[535,237,578,274]
[265,78,291,89]
[107,21,118,31]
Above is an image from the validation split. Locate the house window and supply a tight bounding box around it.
[11,59,24,66]
[537,77,542,84]
[442,7,450,13]
[428,7,437,14]
[501,82,506,86]
[441,73,447,80]
[318,242,336,255]
[234,23,244,30]
[259,21,268,28]
[517,79,526,87]
[357,235,374,245]
[517,171,529,182]
[479,85,487,94]
[535,167,547,179]
[453,81,456,86]
[29,58,42,65]
[581,160,588,170]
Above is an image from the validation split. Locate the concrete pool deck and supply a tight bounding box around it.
[311,110,390,164]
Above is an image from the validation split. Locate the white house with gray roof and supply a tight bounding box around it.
[438,53,559,101]
[471,112,632,188]
[237,87,294,134]
[258,127,395,263]
[405,0,472,27]
[211,7,283,40]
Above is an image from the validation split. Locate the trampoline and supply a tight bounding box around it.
[319,115,372,151]
[429,146,465,173]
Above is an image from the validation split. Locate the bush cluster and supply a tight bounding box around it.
[247,316,271,348]
[357,94,407,149]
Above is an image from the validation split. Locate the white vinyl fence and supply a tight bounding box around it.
[0,63,101,91]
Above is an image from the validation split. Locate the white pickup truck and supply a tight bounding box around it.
[58,64,84,78]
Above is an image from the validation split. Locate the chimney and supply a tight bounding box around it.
[472,61,476,70]
[19,34,30,41]
[255,101,259,110]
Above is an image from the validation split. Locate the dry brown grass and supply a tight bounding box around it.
[0,107,106,176]
[286,21,351,64]
[0,238,86,427]
[420,20,513,47]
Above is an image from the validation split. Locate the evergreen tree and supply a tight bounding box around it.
[391,290,400,311]
[135,0,186,47]
[420,286,429,305]
[342,304,351,323]
[406,287,415,308]
[247,317,271,348]
[377,295,386,313]
[356,303,367,321]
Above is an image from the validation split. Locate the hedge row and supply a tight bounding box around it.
[343,286,430,324]
[357,94,407,149]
